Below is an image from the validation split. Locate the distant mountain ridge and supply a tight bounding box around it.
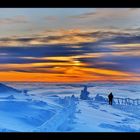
[0,83,21,93]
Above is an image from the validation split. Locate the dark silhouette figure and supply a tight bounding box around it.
[108,92,113,105]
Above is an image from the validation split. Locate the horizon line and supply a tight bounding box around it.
[1,81,140,83]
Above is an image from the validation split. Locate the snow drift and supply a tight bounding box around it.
[0,82,140,132]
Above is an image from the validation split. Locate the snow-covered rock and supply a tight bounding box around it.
[80,86,90,100]
[95,94,107,102]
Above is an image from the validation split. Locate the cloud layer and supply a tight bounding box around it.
[0,28,140,82]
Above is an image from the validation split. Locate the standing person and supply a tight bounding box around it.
[108,92,113,105]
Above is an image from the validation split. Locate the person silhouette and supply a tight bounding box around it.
[108,92,113,105]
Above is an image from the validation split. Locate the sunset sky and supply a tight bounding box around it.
[0,8,140,82]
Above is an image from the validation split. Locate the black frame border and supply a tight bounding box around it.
[0,0,140,139]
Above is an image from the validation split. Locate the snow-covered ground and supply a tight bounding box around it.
[0,82,140,132]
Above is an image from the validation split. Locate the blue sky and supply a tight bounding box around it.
[0,8,94,37]
[0,8,140,37]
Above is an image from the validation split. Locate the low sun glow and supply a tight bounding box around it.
[0,8,140,82]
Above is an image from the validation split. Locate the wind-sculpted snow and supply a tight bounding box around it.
[0,83,21,94]
[94,94,107,102]
[0,83,79,132]
[0,82,140,132]
[34,96,77,132]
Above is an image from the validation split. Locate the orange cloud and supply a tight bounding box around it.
[0,65,139,82]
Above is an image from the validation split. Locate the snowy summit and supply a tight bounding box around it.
[0,82,140,132]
